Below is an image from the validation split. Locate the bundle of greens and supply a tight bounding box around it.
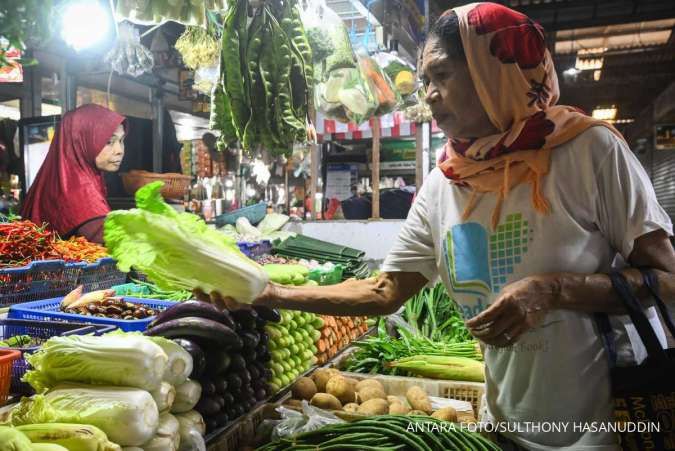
[403,283,472,343]
[210,0,313,156]
[343,321,481,376]
[104,182,269,304]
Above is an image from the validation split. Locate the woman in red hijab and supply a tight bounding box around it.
[21,104,127,243]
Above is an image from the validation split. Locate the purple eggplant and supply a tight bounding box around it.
[149,300,235,329]
[172,338,206,379]
[146,316,242,350]
[253,306,281,323]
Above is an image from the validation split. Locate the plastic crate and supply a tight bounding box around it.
[0,260,84,309]
[237,240,273,259]
[8,297,176,332]
[308,265,344,286]
[0,349,20,406]
[215,202,267,228]
[75,257,127,291]
[0,319,115,396]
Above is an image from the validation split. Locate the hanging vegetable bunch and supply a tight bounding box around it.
[115,0,228,26]
[209,0,313,156]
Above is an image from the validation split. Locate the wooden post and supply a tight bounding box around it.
[415,122,424,190]
[371,119,381,219]
[310,143,319,219]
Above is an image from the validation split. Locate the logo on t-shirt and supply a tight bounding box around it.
[444,213,532,301]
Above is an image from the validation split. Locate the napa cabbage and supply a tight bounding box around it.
[104,182,268,304]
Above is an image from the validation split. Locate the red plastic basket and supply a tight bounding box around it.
[0,349,21,406]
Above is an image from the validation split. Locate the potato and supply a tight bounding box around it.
[406,386,433,414]
[386,395,409,407]
[292,377,318,401]
[344,377,359,391]
[356,379,385,393]
[312,369,338,393]
[408,410,429,416]
[357,399,389,415]
[326,376,357,404]
[357,387,386,403]
[456,411,477,424]
[389,403,411,415]
[431,407,458,422]
[343,403,359,413]
[310,393,342,410]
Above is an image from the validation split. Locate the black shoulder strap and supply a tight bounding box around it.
[610,271,668,365]
[639,268,675,338]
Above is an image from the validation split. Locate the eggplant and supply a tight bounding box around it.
[205,350,232,375]
[248,365,261,381]
[262,368,273,380]
[222,392,235,405]
[231,309,258,330]
[195,398,220,417]
[226,373,243,391]
[149,300,236,329]
[206,418,218,434]
[258,331,269,346]
[238,369,252,385]
[234,405,246,417]
[255,316,266,329]
[226,407,238,420]
[257,349,270,363]
[146,317,243,350]
[214,377,228,394]
[173,338,206,379]
[215,412,229,427]
[254,306,281,323]
[229,354,246,372]
[214,395,225,410]
[241,331,260,349]
[200,380,216,396]
[243,350,258,364]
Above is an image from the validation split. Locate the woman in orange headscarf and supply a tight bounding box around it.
[202,4,675,449]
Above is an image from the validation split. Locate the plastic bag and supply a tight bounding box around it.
[372,52,419,98]
[194,65,219,95]
[267,401,345,440]
[105,23,154,77]
[357,51,402,116]
[315,67,378,124]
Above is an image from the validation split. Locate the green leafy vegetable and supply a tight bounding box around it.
[23,334,167,392]
[104,182,269,304]
[0,426,32,451]
[11,385,159,447]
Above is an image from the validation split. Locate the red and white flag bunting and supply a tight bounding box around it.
[316,111,441,141]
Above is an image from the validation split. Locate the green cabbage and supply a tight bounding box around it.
[23,334,167,392]
[11,385,159,447]
[104,182,269,304]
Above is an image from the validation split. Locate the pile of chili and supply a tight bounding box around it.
[0,220,56,268]
[50,236,108,263]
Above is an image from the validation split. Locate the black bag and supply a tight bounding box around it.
[595,269,675,450]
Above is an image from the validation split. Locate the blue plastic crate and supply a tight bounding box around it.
[237,240,273,259]
[8,297,176,332]
[215,202,267,228]
[0,260,85,309]
[74,257,127,291]
[0,319,115,396]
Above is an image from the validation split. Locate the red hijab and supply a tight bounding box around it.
[21,104,126,236]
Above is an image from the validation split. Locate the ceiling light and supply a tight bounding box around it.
[593,70,602,81]
[61,1,111,51]
[592,106,618,121]
[564,67,581,76]
[575,57,604,71]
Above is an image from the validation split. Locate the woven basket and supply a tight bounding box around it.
[121,170,192,200]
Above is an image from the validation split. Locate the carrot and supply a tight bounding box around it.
[317,339,327,353]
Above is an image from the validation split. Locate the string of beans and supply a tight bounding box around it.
[257,415,501,451]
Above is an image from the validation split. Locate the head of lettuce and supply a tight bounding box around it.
[104,181,269,304]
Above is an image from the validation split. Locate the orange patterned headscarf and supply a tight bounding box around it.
[437,3,624,229]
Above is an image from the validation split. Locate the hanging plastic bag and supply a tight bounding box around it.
[105,22,154,78]
[194,65,219,95]
[372,52,419,98]
[357,51,402,116]
[316,66,378,124]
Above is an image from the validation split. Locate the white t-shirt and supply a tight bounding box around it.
[382,126,673,451]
